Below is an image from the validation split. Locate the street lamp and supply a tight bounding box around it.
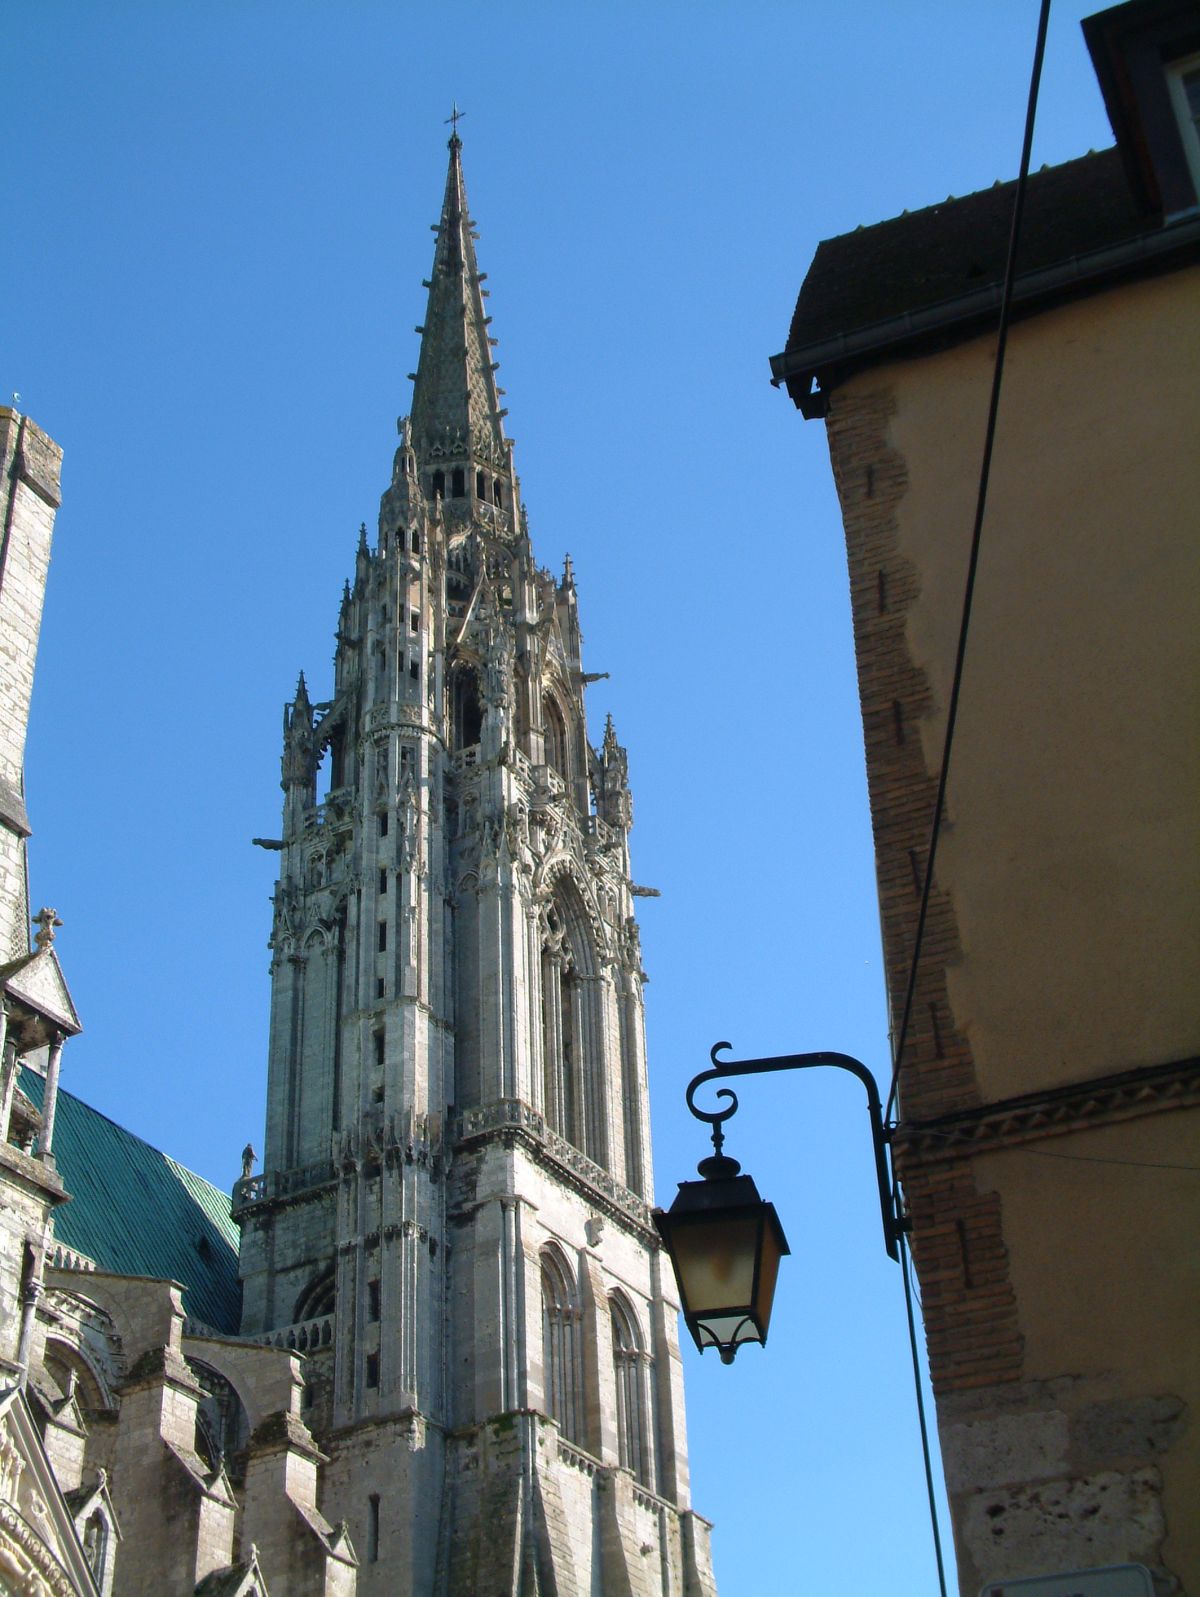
[652,1042,904,1363]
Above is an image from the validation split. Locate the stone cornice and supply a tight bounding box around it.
[0,1140,66,1203]
[451,1101,657,1242]
[893,1055,1200,1168]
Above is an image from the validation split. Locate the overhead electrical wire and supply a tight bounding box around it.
[911,1126,1200,1173]
[884,0,1054,1131]
[882,4,1055,1588]
[896,1178,947,1597]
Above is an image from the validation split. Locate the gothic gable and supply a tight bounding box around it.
[0,1384,103,1596]
[1,946,81,1044]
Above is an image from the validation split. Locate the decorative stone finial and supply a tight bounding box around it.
[32,907,62,952]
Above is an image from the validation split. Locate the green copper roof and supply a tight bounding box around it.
[20,1068,241,1333]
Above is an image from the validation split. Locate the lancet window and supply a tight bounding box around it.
[450,662,483,751]
[294,1266,336,1325]
[543,693,568,779]
[540,886,605,1166]
[610,1294,653,1488]
[541,1248,583,1445]
[620,981,646,1198]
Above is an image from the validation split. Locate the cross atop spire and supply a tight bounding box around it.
[444,102,466,146]
[408,134,510,480]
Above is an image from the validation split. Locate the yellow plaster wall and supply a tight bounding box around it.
[853,268,1200,1102]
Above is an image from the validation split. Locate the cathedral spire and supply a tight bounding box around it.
[409,132,509,473]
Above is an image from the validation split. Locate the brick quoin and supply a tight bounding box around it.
[824,387,1023,1396]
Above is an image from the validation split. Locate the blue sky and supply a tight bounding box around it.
[4,4,1116,1592]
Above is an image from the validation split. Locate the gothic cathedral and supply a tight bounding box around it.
[233,133,717,1595]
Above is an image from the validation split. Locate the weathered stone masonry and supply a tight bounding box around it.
[233,133,717,1597]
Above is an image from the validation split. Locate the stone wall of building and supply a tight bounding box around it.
[0,409,61,963]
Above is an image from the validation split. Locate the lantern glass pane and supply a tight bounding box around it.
[695,1313,762,1350]
[752,1209,786,1331]
[669,1214,760,1316]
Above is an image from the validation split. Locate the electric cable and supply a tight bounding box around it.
[882,9,1055,1584]
[884,0,1054,1129]
[897,1179,948,1597]
[908,1125,1200,1173]
[1002,1147,1200,1172]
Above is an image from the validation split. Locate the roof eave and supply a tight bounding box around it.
[770,212,1200,416]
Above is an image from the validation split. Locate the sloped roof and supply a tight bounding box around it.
[771,146,1200,413]
[19,1068,241,1333]
[785,149,1143,350]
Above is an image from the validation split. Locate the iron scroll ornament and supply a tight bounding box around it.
[684,1042,905,1261]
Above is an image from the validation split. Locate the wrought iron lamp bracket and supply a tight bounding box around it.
[685,1041,905,1261]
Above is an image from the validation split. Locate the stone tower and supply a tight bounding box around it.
[235,135,717,1597]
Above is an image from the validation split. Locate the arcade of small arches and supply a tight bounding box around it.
[540,1247,659,1492]
[429,466,506,509]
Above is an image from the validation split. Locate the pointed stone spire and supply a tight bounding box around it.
[282,673,316,794]
[410,132,509,473]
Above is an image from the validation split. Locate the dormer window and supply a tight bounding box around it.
[1084,3,1200,218]
[1167,52,1200,197]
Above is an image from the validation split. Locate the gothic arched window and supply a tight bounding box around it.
[450,663,483,751]
[451,467,465,497]
[541,1248,582,1445]
[543,694,568,779]
[294,1266,336,1325]
[540,886,604,1165]
[610,1294,652,1486]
